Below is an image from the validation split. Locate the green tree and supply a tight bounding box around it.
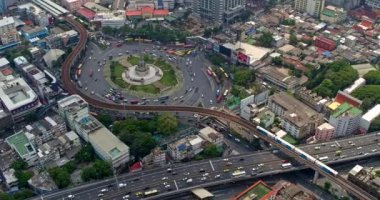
[63,161,76,173]
[282,19,296,26]
[48,168,71,188]
[369,116,380,132]
[13,189,34,200]
[314,79,335,97]
[324,181,332,192]
[233,68,255,87]
[11,159,28,171]
[289,33,298,45]
[74,144,96,163]
[157,113,178,135]
[81,160,112,182]
[363,70,380,85]
[81,166,97,182]
[0,192,13,200]
[202,144,221,158]
[130,132,156,159]
[257,31,273,47]
[352,85,380,107]
[272,56,282,65]
[97,114,113,127]
[14,170,32,188]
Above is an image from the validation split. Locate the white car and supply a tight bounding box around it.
[100,188,108,193]
[68,195,75,199]
[98,193,104,197]
[186,178,193,183]
[119,183,127,188]
[165,184,171,188]
[215,174,221,179]
[162,177,169,180]
[202,173,209,177]
[122,195,130,200]
[200,177,207,181]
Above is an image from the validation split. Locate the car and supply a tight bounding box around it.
[223,168,230,173]
[179,96,184,99]
[258,163,264,167]
[314,146,320,150]
[68,194,75,199]
[167,168,172,172]
[357,147,362,150]
[132,178,140,182]
[84,87,88,91]
[202,173,209,177]
[252,168,257,171]
[135,192,143,197]
[199,168,205,173]
[165,184,171,188]
[239,158,245,161]
[201,94,204,98]
[272,150,279,154]
[191,78,194,82]
[172,171,177,175]
[200,177,207,181]
[210,99,213,104]
[282,160,288,163]
[100,188,108,193]
[122,194,130,200]
[372,149,377,152]
[182,177,188,181]
[223,158,229,161]
[91,91,95,95]
[215,174,221,179]
[235,138,241,142]
[173,97,178,101]
[237,166,244,170]
[184,172,190,176]
[98,193,104,197]
[162,177,169,180]
[186,178,193,183]
[119,183,127,188]
[189,88,193,92]
[163,182,168,185]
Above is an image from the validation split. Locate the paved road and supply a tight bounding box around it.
[78,41,228,108]
[34,133,380,200]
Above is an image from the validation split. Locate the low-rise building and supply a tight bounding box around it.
[240,91,270,120]
[253,110,275,129]
[6,130,38,166]
[348,165,380,198]
[21,26,49,41]
[17,3,53,27]
[62,0,85,11]
[58,95,130,168]
[93,10,126,28]
[199,126,224,147]
[329,102,362,137]
[28,171,57,194]
[258,67,300,91]
[167,135,204,161]
[314,36,337,51]
[360,104,380,132]
[314,122,335,141]
[0,77,41,121]
[142,147,166,168]
[2,168,18,189]
[320,5,347,24]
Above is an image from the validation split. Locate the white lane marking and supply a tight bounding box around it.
[173,180,179,191]
[209,160,215,171]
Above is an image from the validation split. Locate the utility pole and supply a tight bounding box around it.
[113,167,120,191]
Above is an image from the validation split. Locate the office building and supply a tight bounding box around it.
[58,95,130,168]
[329,102,362,137]
[314,122,335,141]
[6,130,38,166]
[320,5,347,24]
[281,110,323,139]
[325,0,361,10]
[0,0,18,14]
[360,104,380,132]
[294,0,325,17]
[192,0,246,24]
[365,0,380,9]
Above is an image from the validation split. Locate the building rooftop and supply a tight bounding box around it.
[57,94,87,112]
[269,92,318,117]
[65,131,79,142]
[362,104,380,122]
[28,171,57,192]
[84,2,109,12]
[233,180,274,200]
[0,17,15,27]
[89,127,129,159]
[0,57,10,68]
[0,77,39,111]
[6,131,36,157]
[259,67,299,86]
[317,122,334,130]
[224,42,271,64]
[332,102,362,118]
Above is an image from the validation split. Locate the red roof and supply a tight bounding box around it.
[153,9,169,16]
[1,68,13,76]
[141,6,154,14]
[334,91,362,107]
[126,10,142,16]
[233,180,274,200]
[130,161,142,172]
[76,8,96,20]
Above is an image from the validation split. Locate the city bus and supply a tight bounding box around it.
[144,189,159,197]
[281,163,292,169]
[223,89,229,97]
[77,64,83,69]
[318,156,329,161]
[219,67,225,72]
[224,72,229,79]
[232,170,246,177]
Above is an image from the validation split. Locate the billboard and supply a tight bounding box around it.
[219,45,232,57]
[237,52,249,64]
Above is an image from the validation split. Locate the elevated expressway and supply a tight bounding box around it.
[60,16,376,200]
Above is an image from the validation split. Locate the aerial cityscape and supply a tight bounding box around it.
[0,0,380,200]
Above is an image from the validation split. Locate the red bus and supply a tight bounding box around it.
[207,69,213,76]
[216,95,223,103]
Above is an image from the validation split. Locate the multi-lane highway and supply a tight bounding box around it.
[59,16,376,200]
[34,133,380,200]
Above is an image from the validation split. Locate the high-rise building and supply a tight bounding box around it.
[365,0,380,9]
[329,102,362,137]
[0,0,18,14]
[325,0,361,10]
[192,0,246,24]
[294,0,325,17]
[0,17,21,48]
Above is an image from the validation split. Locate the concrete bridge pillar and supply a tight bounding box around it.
[313,171,319,184]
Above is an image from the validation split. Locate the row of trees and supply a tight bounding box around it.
[103,24,188,44]
[81,160,112,182]
[306,60,358,97]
